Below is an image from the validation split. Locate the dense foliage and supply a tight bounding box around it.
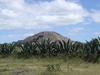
[0,37,100,63]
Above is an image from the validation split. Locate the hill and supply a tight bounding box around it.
[17,31,74,43]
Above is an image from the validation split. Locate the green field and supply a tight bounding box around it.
[0,57,100,75]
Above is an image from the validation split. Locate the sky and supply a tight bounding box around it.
[0,0,100,43]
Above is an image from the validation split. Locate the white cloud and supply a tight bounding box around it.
[0,0,88,30]
[69,27,84,32]
[67,27,84,36]
[7,34,16,38]
[90,9,100,23]
[68,32,77,36]
[7,32,34,38]
[94,32,100,36]
[22,33,34,38]
[66,0,79,3]
[1,9,18,18]
[0,42,4,44]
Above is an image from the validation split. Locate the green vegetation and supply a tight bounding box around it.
[0,37,100,63]
[0,37,100,75]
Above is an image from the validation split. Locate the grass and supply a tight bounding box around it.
[0,57,100,75]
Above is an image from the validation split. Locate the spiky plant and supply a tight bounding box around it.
[0,42,15,57]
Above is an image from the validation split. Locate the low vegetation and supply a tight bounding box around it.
[0,37,100,63]
[0,57,100,75]
[0,37,100,75]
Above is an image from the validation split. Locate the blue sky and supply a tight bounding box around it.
[0,0,100,43]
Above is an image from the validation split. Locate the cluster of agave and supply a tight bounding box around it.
[0,37,100,63]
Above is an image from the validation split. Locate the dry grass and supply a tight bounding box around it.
[0,57,100,75]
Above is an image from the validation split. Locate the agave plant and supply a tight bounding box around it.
[19,42,31,58]
[69,41,80,58]
[0,42,15,57]
[36,40,48,56]
[29,42,37,55]
[56,39,73,61]
[86,40,97,54]
[81,37,100,63]
[36,38,56,57]
[58,39,72,54]
[90,37,100,63]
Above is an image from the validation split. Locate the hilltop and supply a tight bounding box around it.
[17,31,74,43]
